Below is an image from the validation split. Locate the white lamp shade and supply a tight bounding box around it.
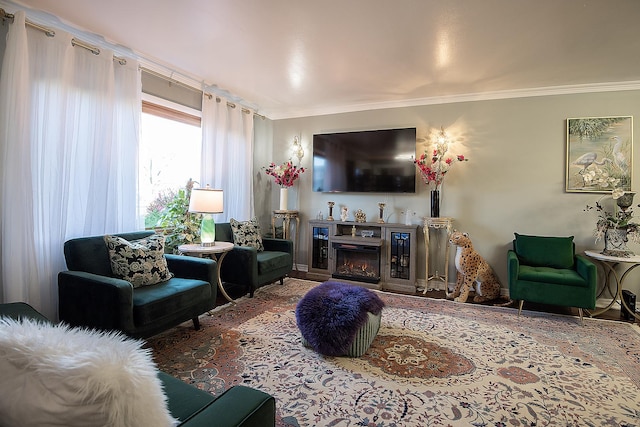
[188,187,224,213]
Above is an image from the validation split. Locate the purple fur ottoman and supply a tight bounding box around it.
[295,281,384,357]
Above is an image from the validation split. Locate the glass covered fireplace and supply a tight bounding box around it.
[332,242,381,284]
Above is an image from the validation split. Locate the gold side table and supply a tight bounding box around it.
[272,210,300,270]
[178,242,235,304]
[423,217,454,296]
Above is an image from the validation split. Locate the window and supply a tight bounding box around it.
[139,95,202,228]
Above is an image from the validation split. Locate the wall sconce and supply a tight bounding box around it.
[291,135,304,163]
[435,126,449,147]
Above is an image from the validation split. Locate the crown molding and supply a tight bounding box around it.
[265,80,640,121]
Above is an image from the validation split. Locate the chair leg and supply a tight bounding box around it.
[517,300,524,317]
[279,277,284,286]
[192,317,200,330]
[578,308,584,326]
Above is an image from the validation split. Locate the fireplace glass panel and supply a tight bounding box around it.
[312,226,329,269]
[390,232,411,280]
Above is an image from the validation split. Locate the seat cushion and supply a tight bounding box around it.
[518,265,588,287]
[256,251,291,275]
[104,234,173,287]
[514,233,575,269]
[132,278,212,326]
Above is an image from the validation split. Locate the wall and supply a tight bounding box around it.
[254,89,640,298]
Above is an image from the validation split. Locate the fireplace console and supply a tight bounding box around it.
[307,220,418,294]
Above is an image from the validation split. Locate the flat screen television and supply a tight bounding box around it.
[312,127,416,193]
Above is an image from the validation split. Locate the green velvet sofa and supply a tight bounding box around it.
[507,233,597,323]
[215,222,293,297]
[0,302,276,427]
[58,231,217,338]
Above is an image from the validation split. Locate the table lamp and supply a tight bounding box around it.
[188,185,224,246]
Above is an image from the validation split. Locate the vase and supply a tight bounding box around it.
[279,187,289,210]
[616,192,636,211]
[430,190,440,218]
[603,228,633,257]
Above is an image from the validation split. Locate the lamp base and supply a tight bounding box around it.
[200,214,216,247]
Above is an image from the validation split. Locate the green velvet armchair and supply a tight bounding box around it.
[507,233,597,324]
[215,222,293,297]
[58,231,218,338]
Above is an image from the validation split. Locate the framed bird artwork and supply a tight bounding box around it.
[566,116,633,193]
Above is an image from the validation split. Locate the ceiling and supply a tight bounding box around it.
[6,0,640,119]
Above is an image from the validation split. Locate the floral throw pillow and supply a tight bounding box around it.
[230,218,264,252]
[104,234,173,288]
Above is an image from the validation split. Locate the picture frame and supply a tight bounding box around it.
[566,116,633,193]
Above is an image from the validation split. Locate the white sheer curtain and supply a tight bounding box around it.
[200,94,254,221]
[0,11,140,319]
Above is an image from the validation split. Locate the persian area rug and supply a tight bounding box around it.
[147,278,640,426]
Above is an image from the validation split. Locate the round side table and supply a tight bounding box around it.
[179,242,235,304]
[584,250,640,321]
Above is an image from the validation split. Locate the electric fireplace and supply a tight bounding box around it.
[332,242,381,284]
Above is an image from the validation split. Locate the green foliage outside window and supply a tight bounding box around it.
[148,179,202,254]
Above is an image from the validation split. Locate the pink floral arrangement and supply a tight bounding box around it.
[265,161,305,187]
[414,144,468,189]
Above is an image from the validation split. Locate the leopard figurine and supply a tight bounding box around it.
[449,231,501,303]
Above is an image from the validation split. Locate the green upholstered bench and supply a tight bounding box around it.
[300,310,382,357]
[0,302,276,427]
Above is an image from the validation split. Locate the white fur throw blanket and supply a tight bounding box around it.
[0,318,177,427]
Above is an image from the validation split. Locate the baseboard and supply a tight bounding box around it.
[294,264,309,272]
[421,280,512,299]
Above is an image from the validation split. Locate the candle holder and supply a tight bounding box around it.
[327,201,335,221]
[378,203,385,223]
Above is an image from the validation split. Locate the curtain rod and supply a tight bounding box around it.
[1,8,126,65]
[1,7,265,120]
[205,92,265,120]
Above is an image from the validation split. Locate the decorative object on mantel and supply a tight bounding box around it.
[414,127,468,218]
[402,209,415,226]
[264,160,305,210]
[340,206,349,222]
[377,203,385,223]
[585,188,639,257]
[327,201,335,221]
[355,209,367,223]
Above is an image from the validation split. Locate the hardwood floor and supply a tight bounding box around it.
[287,270,636,324]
